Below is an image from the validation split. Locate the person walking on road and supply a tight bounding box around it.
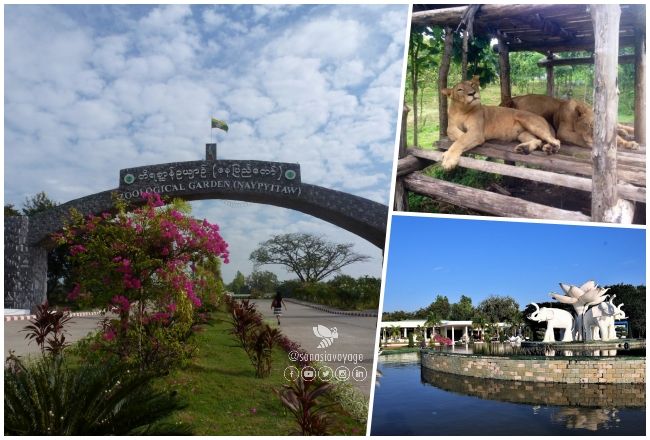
[271,292,287,325]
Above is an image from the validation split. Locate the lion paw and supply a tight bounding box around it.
[514,144,531,155]
[542,143,560,155]
[441,151,460,170]
[620,140,640,150]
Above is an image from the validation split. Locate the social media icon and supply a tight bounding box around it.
[352,366,368,382]
[302,366,316,381]
[284,366,299,382]
[335,366,350,381]
[318,366,334,382]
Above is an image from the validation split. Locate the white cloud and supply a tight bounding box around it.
[5,5,407,281]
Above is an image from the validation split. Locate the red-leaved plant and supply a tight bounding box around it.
[22,301,71,357]
[275,377,334,435]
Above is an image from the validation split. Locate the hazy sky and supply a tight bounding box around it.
[383,216,646,312]
[4,4,408,283]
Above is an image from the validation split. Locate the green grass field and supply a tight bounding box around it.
[159,309,365,435]
[404,82,635,148]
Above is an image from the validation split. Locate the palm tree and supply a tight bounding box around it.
[509,312,524,337]
[472,314,487,342]
[389,325,401,342]
[424,312,442,340]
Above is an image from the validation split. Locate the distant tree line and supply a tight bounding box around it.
[383,284,645,342]
[227,270,380,311]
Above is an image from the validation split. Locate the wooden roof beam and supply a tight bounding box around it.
[538,54,635,67]
[504,35,636,53]
[520,13,576,41]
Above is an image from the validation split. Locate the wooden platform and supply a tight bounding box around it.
[398,138,646,222]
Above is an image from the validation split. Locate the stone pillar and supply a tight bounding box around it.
[4,216,48,311]
[451,326,455,342]
[403,328,407,339]
[464,326,468,341]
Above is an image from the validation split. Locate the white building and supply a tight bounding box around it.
[380,320,510,343]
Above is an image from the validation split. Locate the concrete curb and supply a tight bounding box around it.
[5,310,104,322]
[285,298,378,318]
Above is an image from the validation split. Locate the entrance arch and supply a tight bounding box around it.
[5,155,388,310]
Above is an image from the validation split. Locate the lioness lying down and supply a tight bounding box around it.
[502,94,639,150]
[440,76,561,170]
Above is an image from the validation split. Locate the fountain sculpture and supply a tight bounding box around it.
[527,280,627,342]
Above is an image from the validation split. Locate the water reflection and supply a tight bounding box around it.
[552,407,621,431]
[421,367,645,409]
[371,355,645,435]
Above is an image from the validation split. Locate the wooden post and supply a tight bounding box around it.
[634,14,646,144]
[497,36,511,104]
[590,5,633,223]
[394,105,410,211]
[546,52,554,96]
[438,26,453,138]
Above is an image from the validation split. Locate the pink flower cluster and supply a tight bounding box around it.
[102,328,116,341]
[69,244,87,256]
[114,257,142,290]
[111,295,130,315]
[141,191,165,208]
[434,334,453,346]
[67,283,81,301]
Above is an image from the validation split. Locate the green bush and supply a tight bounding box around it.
[280,276,380,310]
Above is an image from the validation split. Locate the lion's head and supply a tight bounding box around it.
[442,75,481,107]
[572,102,595,146]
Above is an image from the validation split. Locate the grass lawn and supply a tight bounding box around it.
[159,308,365,435]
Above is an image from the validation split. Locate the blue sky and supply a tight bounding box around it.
[383,216,646,312]
[4,5,408,283]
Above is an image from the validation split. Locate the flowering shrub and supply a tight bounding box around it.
[434,334,453,346]
[56,193,229,370]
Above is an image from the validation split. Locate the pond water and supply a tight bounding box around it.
[371,352,646,436]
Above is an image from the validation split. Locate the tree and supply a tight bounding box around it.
[477,295,520,323]
[407,26,439,146]
[246,271,279,298]
[229,271,247,295]
[424,311,442,338]
[419,295,450,320]
[249,233,370,283]
[606,284,645,338]
[22,191,58,216]
[472,314,487,341]
[57,192,229,369]
[389,325,402,342]
[449,295,474,320]
[5,204,20,216]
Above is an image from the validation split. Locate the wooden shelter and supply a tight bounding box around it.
[397,4,646,223]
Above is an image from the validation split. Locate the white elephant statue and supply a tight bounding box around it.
[583,295,626,341]
[528,303,574,342]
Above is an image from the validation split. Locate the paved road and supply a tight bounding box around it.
[253,299,378,396]
[4,316,104,360]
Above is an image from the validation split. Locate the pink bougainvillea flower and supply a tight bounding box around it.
[102,328,116,341]
[69,244,87,256]
[67,283,81,301]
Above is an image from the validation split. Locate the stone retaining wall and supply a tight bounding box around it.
[421,351,645,384]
